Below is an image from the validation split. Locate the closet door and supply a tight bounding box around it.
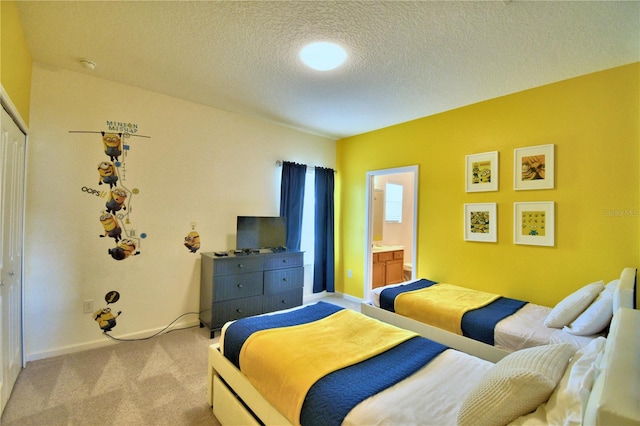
[0,105,26,414]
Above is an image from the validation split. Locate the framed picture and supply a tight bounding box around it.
[514,144,554,190]
[465,151,498,192]
[514,201,555,246]
[464,203,497,242]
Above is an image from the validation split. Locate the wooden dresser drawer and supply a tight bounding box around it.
[213,256,263,276]
[377,251,393,262]
[264,267,303,294]
[263,288,303,313]
[393,250,404,259]
[263,252,303,270]
[212,295,263,327]
[213,272,263,302]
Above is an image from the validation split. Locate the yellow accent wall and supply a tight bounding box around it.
[1,0,33,125]
[337,63,639,307]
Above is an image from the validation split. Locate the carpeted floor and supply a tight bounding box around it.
[1,295,360,425]
[1,325,221,426]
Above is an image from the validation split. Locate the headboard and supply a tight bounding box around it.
[615,267,637,311]
[583,307,640,424]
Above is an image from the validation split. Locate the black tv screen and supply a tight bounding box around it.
[236,216,287,250]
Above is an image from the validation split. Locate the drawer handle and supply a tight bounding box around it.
[281,299,287,304]
[237,284,243,288]
[236,309,242,313]
[237,264,244,269]
[282,278,287,282]
[282,259,288,263]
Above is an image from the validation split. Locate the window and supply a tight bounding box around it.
[385,183,403,223]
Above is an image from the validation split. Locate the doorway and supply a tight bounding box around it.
[364,166,418,302]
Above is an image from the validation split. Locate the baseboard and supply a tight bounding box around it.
[303,291,363,305]
[25,319,200,362]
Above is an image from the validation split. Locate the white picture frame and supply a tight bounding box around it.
[466,151,498,192]
[464,203,497,242]
[514,201,555,246]
[514,144,554,190]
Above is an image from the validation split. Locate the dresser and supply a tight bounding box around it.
[199,251,304,337]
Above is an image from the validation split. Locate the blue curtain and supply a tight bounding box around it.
[279,161,307,251]
[313,167,335,293]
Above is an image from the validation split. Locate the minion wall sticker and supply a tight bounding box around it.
[184,222,201,253]
[70,121,149,261]
[97,161,118,188]
[93,290,122,332]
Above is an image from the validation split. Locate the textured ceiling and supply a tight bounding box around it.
[16,1,640,139]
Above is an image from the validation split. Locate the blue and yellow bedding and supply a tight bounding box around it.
[223,302,448,426]
[379,279,527,345]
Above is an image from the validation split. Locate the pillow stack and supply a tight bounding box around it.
[544,279,618,336]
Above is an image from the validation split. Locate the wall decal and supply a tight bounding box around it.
[98,161,118,188]
[93,290,122,332]
[70,122,150,260]
[184,222,201,253]
[108,238,140,260]
[99,212,122,242]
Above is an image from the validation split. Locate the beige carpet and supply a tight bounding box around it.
[1,326,221,426]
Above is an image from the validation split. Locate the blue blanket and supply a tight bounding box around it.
[223,301,448,426]
[461,297,527,345]
[379,280,527,345]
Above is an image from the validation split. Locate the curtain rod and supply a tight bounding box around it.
[275,160,336,173]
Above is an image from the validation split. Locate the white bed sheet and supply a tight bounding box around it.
[344,349,491,425]
[371,283,598,352]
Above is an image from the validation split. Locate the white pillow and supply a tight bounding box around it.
[543,337,606,425]
[544,281,604,328]
[457,343,575,426]
[603,279,619,295]
[563,291,613,336]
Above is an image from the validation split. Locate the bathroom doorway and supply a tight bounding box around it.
[364,165,418,302]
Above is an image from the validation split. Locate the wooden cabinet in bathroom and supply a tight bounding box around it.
[372,249,404,288]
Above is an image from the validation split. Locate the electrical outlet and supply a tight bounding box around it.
[83,299,94,314]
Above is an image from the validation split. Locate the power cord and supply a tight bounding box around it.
[103,311,201,341]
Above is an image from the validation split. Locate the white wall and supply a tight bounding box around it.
[24,65,335,360]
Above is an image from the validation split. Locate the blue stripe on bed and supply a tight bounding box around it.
[300,336,447,426]
[378,278,438,311]
[223,301,344,368]
[461,297,527,345]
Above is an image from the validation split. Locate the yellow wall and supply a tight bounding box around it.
[337,63,639,307]
[1,0,32,125]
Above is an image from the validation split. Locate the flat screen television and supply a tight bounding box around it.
[236,216,287,250]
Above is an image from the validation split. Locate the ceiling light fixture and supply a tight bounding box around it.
[79,58,96,70]
[299,42,347,71]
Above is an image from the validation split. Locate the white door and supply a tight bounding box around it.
[0,105,26,414]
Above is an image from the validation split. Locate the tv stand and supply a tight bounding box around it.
[199,250,304,338]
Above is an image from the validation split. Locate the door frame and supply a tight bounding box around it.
[1,85,28,370]
[363,165,418,302]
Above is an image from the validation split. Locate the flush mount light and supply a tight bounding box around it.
[299,42,347,71]
[79,58,96,70]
